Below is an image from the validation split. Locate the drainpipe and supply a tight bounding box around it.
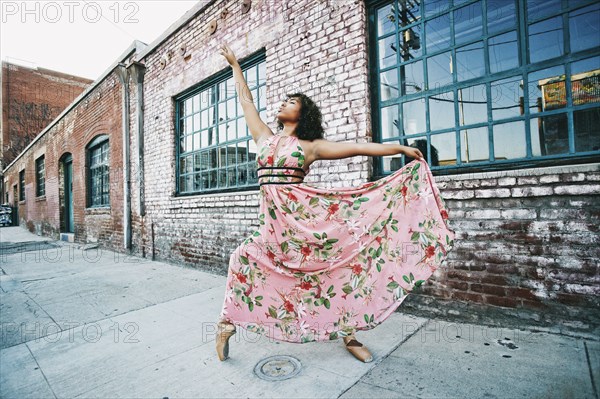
[128,61,146,217]
[116,64,131,251]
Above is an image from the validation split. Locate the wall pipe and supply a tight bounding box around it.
[116,64,131,250]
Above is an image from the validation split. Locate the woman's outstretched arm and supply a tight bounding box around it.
[219,43,272,143]
[314,139,424,161]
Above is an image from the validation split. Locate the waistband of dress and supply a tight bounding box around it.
[257,166,305,186]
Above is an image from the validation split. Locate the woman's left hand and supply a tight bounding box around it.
[402,146,424,161]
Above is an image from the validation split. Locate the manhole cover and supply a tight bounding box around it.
[254,355,302,381]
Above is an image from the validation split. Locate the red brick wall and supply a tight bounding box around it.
[1,62,93,169]
[3,72,124,249]
[402,165,600,338]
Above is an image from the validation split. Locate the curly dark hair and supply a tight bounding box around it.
[275,92,325,141]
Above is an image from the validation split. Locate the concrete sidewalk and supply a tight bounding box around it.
[0,226,598,399]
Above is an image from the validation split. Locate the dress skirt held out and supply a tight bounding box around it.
[218,133,456,343]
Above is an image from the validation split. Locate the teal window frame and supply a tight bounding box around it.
[86,135,110,208]
[35,155,45,197]
[174,50,267,195]
[367,0,600,178]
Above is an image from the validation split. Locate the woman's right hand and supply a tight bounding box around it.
[219,43,238,67]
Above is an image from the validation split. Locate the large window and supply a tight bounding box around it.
[175,52,266,195]
[369,0,600,175]
[86,135,110,207]
[19,169,25,201]
[35,155,45,197]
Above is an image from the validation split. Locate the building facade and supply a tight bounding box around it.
[1,61,93,202]
[3,0,599,337]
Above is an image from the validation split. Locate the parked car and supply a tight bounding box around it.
[0,204,13,227]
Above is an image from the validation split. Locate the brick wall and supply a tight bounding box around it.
[135,0,372,266]
[402,163,600,338]
[1,62,93,169]
[3,72,125,249]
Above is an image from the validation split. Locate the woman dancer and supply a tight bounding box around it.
[216,43,455,363]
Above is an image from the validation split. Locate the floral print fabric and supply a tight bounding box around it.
[218,134,456,343]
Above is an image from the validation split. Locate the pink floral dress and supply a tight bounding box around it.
[218,133,456,343]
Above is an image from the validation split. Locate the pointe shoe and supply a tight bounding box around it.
[343,334,373,363]
[216,321,236,361]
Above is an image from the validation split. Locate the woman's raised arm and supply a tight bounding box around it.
[219,43,272,143]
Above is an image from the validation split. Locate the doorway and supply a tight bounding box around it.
[60,153,74,233]
[12,184,18,226]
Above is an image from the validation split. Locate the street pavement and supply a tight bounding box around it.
[0,226,598,399]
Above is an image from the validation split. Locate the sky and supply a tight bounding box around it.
[1,0,203,80]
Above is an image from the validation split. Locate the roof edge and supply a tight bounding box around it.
[134,0,217,62]
[2,40,147,175]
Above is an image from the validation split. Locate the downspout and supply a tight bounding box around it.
[116,64,131,251]
[128,62,146,217]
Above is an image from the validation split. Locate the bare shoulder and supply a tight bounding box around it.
[298,137,324,167]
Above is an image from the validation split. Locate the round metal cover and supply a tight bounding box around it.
[254,355,302,381]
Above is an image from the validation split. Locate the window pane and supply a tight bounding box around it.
[193,95,200,113]
[218,101,226,123]
[488,0,516,34]
[454,1,482,46]
[404,136,430,165]
[194,153,202,172]
[430,131,456,165]
[185,98,193,116]
[206,126,216,147]
[429,91,455,130]
[247,65,258,89]
[493,121,527,159]
[426,14,451,53]
[528,65,566,113]
[571,56,600,106]
[248,139,257,163]
[226,77,236,98]
[427,50,453,88]
[573,107,600,152]
[528,16,564,63]
[237,117,247,139]
[460,127,489,163]
[529,113,569,155]
[491,76,524,120]
[228,97,237,119]
[489,31,519,74]
[569,3,600,53]
[527,0,562,21]
[400,27,422,60]
[401,61,424,95]
[458,84,487,126]
[258,85,266,109]
[193,113,200,133]
[378,36,397,68]
[377,4,396,37]
[380,104,399,140]
[425,0,449,17]
[456,41,485,82]
[185,116,193,134]
[402,99,426,134]
[258,62,266,85]
[380,69,399,101]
